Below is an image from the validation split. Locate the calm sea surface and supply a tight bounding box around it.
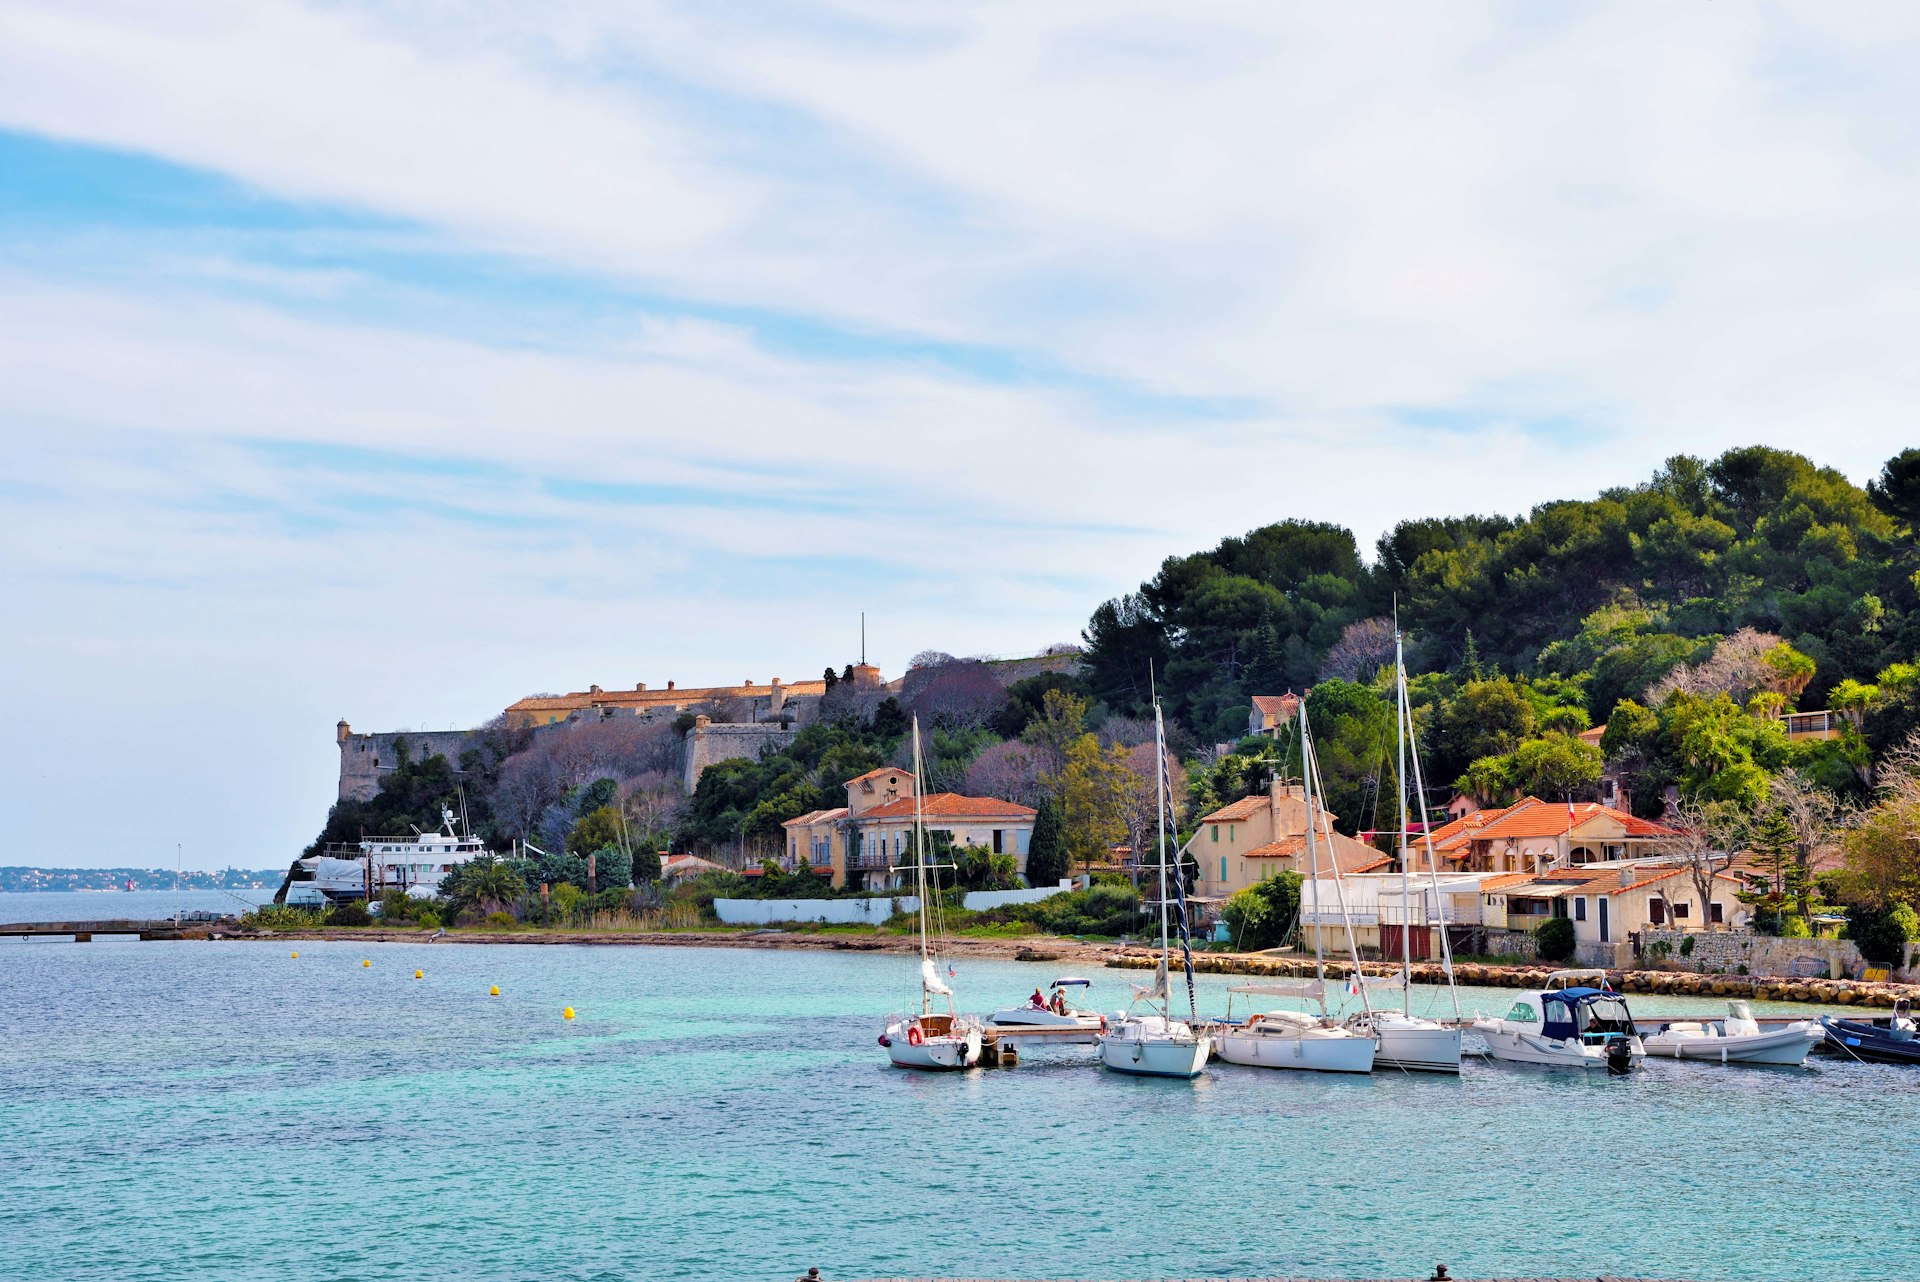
[0,889,272,923]
[0,938,1910,1282]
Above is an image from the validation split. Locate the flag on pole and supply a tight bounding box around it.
[1346,973,1361,997]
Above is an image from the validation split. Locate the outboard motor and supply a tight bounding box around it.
[1606,1036,1633,1075]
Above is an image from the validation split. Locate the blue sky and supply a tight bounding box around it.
[3,1,1918,867]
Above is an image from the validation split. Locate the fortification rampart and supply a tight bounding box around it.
[336,722,481,802]
[682,720,801,793]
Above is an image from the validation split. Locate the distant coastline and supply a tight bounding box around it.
[0,867,282,894]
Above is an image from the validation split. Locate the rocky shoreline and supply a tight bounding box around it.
[227,924,1920,1008]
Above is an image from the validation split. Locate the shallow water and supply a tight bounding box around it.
[0,889,271,923]
[0,939,1908,1282]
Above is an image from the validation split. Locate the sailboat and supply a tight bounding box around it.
[1098,700,1212,1078]
[878,717,983,1071]
[1343,627,1464,1073]
[1213,700,1377,1074]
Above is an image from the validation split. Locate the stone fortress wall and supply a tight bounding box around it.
[336,721,483,803]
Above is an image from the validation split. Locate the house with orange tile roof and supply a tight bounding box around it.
[1478,864,1751,966]
[1451,797,1680,875]
[1191,780,1390,901]
[1247,693,1303,737]
[781,767,1037,890]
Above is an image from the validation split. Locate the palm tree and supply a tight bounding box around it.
[446,855,526,916]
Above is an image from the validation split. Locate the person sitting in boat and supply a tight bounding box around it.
[1028,988,1047,1010]
[1050,988,1068,1015]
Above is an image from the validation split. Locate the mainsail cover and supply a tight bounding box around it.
[920,957,952,996]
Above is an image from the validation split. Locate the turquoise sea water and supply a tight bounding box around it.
[1,938,1911,1282]
[0,889,272,923]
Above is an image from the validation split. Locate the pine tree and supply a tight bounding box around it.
[1456,630,1485,682]
[1025,797,1067,886]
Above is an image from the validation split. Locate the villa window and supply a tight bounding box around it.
[1574,897,1587,922]
[1211,825,1219,841]
[1220,856,1227,882]
[1672,902,1690,920]
[1710,903,1724,924]
[1650,899,1666,925]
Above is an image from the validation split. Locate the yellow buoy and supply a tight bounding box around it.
[414,969,423,979]
[363,959,371,968]
[290,951,298,958]
[489,985,500,996]
[563,1006,575,1020]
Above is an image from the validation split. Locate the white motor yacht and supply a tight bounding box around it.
[1216,981,1376,1074]
[1472,970,1645,1071]
[1643,1001,1822,1065]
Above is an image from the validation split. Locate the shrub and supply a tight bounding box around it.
[484,911,515,928]
[416,909,442,931]
[330,900,371,928]
[1534,916,1576,962]
[1845,903,1917,968]
[1782,915,1812,938]
[1678,933,1696,958]
[990,884,1144,937]
[1221,872,1303,951]
[1646,938,1673,961]
[238,904,326,932]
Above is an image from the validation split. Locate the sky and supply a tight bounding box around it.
[3,2,1919,869]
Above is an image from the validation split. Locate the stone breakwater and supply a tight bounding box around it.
[1102,950,1920,1010]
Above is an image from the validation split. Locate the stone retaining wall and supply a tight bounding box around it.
[1105,950,1920,1009]
[1637,928,1868,980]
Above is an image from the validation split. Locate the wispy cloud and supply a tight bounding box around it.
[2,0,1918,864]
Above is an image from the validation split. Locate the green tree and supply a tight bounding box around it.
[588,844,631,893]
[1025,797,1067,886]
[1055,733,1131,874]
[1221,870,1302,951]
[444,854,527,915]
[1429,678,1536,785]
[569,806,624,855]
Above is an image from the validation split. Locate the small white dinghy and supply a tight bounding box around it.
[1643,1001,1822,1066]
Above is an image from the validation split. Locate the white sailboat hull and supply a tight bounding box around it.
[1215,1024,1375,1074]
[881,1020,981,1071]
[1473,1021,1645,1069]
[1366,1016,1463,1074]
[1643,1022,1821,1065]
[1099,1015,1210,1078]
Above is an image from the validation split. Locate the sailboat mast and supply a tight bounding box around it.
[1396,628,1412,1014]
[1154,702,1172,1020]
[1404,693,1463,1020]
[1303,704,1374,1017]
[1300,702,1325,986]
[912,717,931,1017]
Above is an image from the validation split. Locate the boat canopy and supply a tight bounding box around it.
[1544,968,1612,990]
[1051,977,1091,988]
[1540,987,1632,1042]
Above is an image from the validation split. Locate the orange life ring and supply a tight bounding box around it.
[906,1025,924,1046]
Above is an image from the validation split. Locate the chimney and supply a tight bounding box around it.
[336,719,351,743]
[771,677,782,688]
[635,682,647,691]
[590,684,603,695]
[667,680,675,691]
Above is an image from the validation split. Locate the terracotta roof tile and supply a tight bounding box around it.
[857,793,1036,822]
[1197,795,1269,823]
[1250,694,1301,717]
[781,807,848,828]
[845,767,911,786]
[1471,796,1680,842]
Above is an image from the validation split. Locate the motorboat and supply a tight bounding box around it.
[877,720,983,1072]
[1820,999,1920,1065]
[1346,1007,1462,1074]
[1215,980,1376,1074]
[1098,703,1211,1080]
[1643,1001,1822,1065]
[1472,969,1645,1072]
[988,978,1105,1044]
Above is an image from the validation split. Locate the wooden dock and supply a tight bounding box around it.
[0,918,234,941]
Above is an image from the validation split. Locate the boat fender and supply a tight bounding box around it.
[906,1025,924,1047]
[878,1034,891,1047]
